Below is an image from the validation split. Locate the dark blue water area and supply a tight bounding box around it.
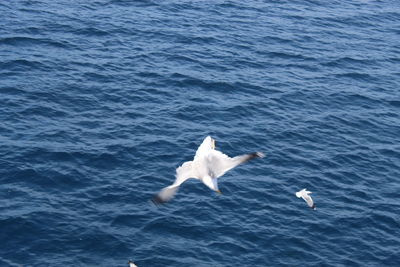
[1,0,400,266]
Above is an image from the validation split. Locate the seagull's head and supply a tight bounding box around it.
[211,138,216,149]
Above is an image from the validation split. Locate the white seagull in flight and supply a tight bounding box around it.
[152,136,265,204]
[296,189,316,210]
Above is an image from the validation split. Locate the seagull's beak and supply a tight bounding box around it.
[216,190,222,194]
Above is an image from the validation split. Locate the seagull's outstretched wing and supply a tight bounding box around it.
[296,189,305,198]
[207,150,265,178]
[152,161,196,205]
[303,194,314,208]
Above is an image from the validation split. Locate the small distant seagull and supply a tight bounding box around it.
[296,189,316,210]
[128,260,137,267]
[152,136,265,204]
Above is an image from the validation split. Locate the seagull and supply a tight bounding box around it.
[128,260,137,267]
[295,189,316,210]
[152,136,265,204]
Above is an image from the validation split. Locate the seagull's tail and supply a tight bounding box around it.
[151,185,179,205]
[295,192,302,198]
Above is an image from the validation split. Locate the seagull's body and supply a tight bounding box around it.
[296,189,316,210]
[152,136,264,204]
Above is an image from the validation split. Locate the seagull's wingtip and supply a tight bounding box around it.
[256,152,265,158]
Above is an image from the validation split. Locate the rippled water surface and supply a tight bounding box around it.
[1,0,400,266]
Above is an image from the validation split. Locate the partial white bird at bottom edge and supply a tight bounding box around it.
[152,136,265,205]
[128,260,137,267]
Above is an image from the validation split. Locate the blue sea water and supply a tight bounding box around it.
[1,0,400,266]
